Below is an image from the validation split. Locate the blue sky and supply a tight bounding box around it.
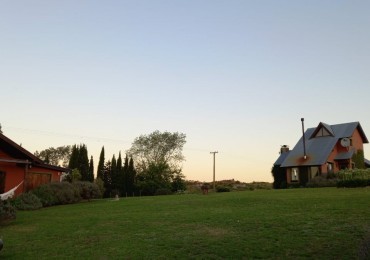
[1,1,370,182]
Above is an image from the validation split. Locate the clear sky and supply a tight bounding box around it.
[1,1,370,182]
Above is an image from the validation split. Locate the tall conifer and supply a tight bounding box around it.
[68,144,79,169]
[127,157,136,195]
[79,144,89,181]
[97,146,105,180]
[88,156,94,182]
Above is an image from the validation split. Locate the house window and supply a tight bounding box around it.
[327,163,334,174]
[291,168,299,182]
[310,167,320,179]
[316,128,331,137]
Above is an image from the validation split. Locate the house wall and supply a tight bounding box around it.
[351,128,365,152]
[0,161,27,196]
[0,162,62,196]
[323,127,365,174]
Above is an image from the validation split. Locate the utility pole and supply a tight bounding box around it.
[210,151,218,190]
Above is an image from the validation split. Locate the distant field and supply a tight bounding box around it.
[1,188,370,259]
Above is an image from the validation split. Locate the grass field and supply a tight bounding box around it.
[1,188,370,259]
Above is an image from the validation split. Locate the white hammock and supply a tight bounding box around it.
[0,181,24,200]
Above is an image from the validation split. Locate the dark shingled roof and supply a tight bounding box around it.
[274,151,290,166]
[0,132,69,172]
[280,122,368,168]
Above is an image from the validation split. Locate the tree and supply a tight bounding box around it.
[136,162,172,195]
[103,160,112,197]
[127,131,186,174]
[127,131,186,195]
[67,144,91,182]
[88,156,94,182]
[110,154,119,195]
[0,123,3,134]
[34,146,72,167]
[127,156,136,195]
[97,147,105,180]
[78,144,89,182]
[68,145,79,169]
[171,172,186,192]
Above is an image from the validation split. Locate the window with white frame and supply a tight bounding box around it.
[327,162,334,174]
[291,168,299,182]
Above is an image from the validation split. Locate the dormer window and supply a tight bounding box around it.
[310,122,335,139]
[315,127,332,137]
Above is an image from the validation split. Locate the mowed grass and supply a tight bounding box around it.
[1,188,370,259]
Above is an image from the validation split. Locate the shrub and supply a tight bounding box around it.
[74,181,102,200]
[49,182,81,205]
[337,169,370,188]
[306,176,338,188]
[337,179,370,188]
[31,184,57,207]
[32,182,81,206]
[13,192,42,210]
[0,199,16,224]
[216,186,231,192]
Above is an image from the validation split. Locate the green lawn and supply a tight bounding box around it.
[1,188,370,259]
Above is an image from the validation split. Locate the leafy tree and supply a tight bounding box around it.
[35,146,72,167]
[127,131,186,174]
[136,162,172,195]
[97,147,105,180]
[65,168,82,182]
[171,172,187,192]
[127,131,185,195]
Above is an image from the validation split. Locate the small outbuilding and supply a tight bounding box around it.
[0,132,68,199]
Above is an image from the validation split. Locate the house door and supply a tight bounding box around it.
[0,171,5,193]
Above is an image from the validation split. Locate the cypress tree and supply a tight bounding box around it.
[68,144,79,170]
[88,156,94,182]
[111,155,118,194]
[116,152,124,195]
[103,160,112,197]
[122,155,129,196]
[97,146,105,180]
[79,144,89,181]
[127,157,136,195]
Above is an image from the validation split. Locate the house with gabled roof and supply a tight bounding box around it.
[0,132,68,199]
[273,121,368,188]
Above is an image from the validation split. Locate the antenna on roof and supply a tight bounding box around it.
[301,118,307,160]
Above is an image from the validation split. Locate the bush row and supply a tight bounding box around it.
[13,181,102,210]
[337,179,370,188]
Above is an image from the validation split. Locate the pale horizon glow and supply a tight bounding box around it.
[1,1,370,182]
